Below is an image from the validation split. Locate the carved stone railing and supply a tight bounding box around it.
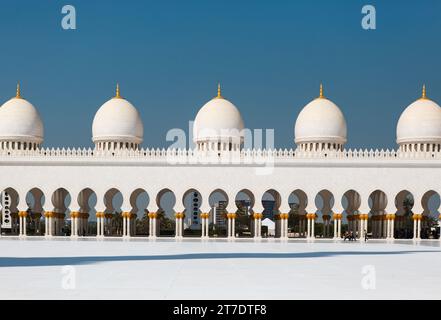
[0,147,440,163]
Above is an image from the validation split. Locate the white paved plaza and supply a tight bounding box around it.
[0,237,439,300]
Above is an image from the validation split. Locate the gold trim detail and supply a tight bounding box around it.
[175,213,185,219]
[306,213,317,220]
[16,82,22,99]
[147,212,158,219]
[122,212,132,218]
[44,211,54,218]
[115,83,122,99]
[319,83,324,99]
[421,84,427,100]
[226,213,237,219]
[96,212,105,218]
[252,213,264,220]
[215,83,223,99]
[18,211,28,218]
[70,211,80,218]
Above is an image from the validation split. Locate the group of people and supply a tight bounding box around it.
[343,230,368,242]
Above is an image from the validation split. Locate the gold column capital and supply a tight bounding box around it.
[96,212,105,218]
[18,211,28,218]
[175,213,185,219]
[226,213,237,219]
[147,212,158,219]
[252,213,263,220]
[306,213,317,220]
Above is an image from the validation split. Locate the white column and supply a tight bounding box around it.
[413,215,420,240]
[201,217,205,237]
[45,215,49,236]
[74,217,78,236]
[206,216,209,237]
[95,215,99,237]
[253,214,262,238]
[201,214,209,238]
[95,217,99,236]
[417,218,421,239]
[232,216,236,238]
[306,218,311,238]
[149,217,154,237]
[227,216,232,238]
[126,216,131,237]
[337,218,342,238]
[333,219,337,239]
[175,214,183,238]
[148,217,152,235]
[152,216,157,237]
[71,217,78,236]
[311,217,315,238]
[122,216,127,237]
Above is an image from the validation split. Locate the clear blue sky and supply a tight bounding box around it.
[0,0,440,149]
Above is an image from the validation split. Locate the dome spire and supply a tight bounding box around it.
[115,83,122,99]
[216,83,223,99]
[16,82,21,99]
[318,83,325,99]
[421,84,427,100]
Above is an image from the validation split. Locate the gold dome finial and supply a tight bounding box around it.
[115,83,122,99]
[421,84,427,100]
[16,82,21,99]
[319,83,324,99]
[217,83,223,99]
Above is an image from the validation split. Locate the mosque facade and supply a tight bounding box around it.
[0,83,440,241]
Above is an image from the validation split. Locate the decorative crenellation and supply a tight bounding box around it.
[2,147,441,162]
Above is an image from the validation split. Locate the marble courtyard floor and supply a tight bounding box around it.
[0,237,439,299]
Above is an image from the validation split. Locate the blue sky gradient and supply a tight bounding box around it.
[0,0,440,149]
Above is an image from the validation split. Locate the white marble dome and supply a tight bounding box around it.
[396,88,441,146]
[295,86,347,149]
[193,86,244,149]
[92,86,143,148]
[0,86,44,146]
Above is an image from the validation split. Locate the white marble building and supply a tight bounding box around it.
[0,83,440,241]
